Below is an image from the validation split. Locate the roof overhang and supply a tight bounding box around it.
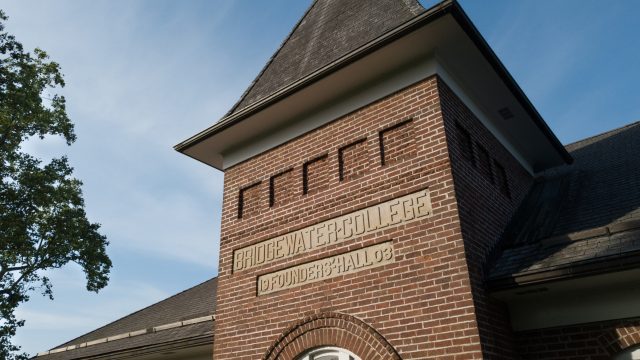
[491,268,640,331]
[488,250,640,291]
[175,0,572,171]
[488,220,640,291]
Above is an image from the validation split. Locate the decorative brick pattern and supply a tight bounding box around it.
[493,160,510,198]
[270,169,295,207]
[439,78,534,359]
[214,76,486,360]
[379,119,416,166]
[338,138,368,181]
[516,317,640,359]
[303,155,329,195]
[475,143,493,184]
[263,312,401,360]
[455,122,474,164]
[239,182,263,219]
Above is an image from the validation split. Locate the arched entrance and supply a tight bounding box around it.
[263,312,401,360]
[298,346,362,360]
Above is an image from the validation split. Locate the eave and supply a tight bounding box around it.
[487,250,640,292]
[175,0,572,171]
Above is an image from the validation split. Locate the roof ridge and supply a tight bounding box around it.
[565,120,640,149]
[224,0,320,116]
[52,277,217,350]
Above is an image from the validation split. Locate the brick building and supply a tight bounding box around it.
[35,0,640,359]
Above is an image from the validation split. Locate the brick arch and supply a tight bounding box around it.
[599,323,640,356]
[262,312,401,360]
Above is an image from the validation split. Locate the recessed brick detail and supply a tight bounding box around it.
[239,182,263,219]
[338,138,368,181]
[263,312,401,360]
[455,122,474,164]
[379,119,415,166]
[493,160,510,198]
[270,169,295,207]
[303,155,329,195]
[475,143,493,184]
[439,77,533,359]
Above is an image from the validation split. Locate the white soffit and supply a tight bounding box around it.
[433,16,564,172]
[492,268,640,331]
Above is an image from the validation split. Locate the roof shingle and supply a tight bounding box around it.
[489,121,640,288]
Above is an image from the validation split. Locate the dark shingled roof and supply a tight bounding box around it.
[488,121,640,289]
[227,0,425,115]
[35,277,217,359]
[33,322,213,360]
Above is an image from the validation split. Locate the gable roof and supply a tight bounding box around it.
[227,0,425,116]
[488,122,640,289]
[34,278,217,359]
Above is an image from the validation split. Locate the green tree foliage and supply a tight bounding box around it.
[0,10,111,358]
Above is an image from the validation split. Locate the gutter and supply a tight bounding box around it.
[174,0,572,165]
[487,250,640,291]
[487,220,640,291]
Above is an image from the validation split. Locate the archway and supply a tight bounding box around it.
[262,312,401,360]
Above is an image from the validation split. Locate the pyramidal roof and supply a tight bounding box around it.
[227,0,425,116]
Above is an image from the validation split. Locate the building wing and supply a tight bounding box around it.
[489,121,640,289]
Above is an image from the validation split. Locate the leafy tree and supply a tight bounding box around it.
[0,9,111,359]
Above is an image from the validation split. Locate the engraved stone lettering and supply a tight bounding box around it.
[327,221,337,243]
[234,189,431,272]
[402,198,415,220]
[257,242,395,295]
[389,200,403,225]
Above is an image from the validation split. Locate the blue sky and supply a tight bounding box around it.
[1,0,638,355]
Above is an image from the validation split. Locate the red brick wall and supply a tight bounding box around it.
[214,76,486,359]
[516,317,640,359]
[438,78,534,358]
[338,138,368,181]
